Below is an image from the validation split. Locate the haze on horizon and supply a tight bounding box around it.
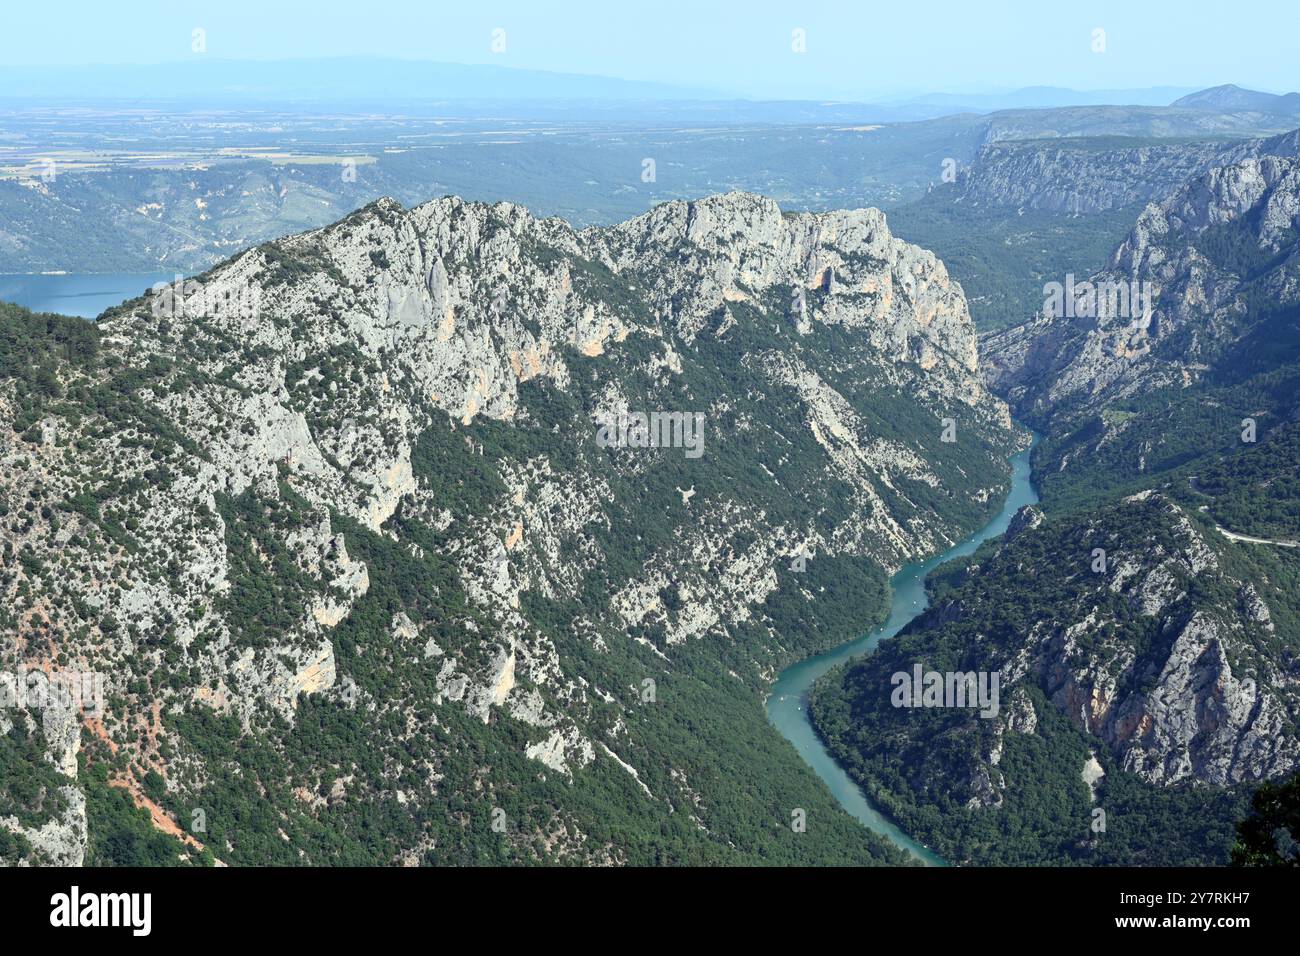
[1,0,1296,103]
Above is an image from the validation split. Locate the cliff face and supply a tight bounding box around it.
[972,157,1300,786]
[813,144,1300,865]
[1018,493,1296,788]
[0,192,1016,864]
[983,154,1300,429]
[810,487,1300,864]
[976,108,1300,148]
[822,491,1298,788]
[955,129,1300,215]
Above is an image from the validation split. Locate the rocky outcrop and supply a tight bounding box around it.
[816,486,1300,844]
[983,154,1300,425]
[955,129,1300,215]
[1,783,87,867]
[970,493,1295,786]
[1,191,1017,864]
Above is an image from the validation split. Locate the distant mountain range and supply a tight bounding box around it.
[1173,83,1300,113]
[901,84,1300,114]
[894,86,1202,111]
[3,58,1297,125]
[6,79,1300,275]
[0,57,727,104]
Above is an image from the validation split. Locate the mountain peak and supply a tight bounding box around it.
[1172,84,1300,113]
[0,189,1020,864]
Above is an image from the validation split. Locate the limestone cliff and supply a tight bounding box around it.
[0,191,1016,865]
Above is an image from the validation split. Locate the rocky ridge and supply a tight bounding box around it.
[955,129,1300,215]
[813,490,1300,830]
[982,153,1300,426]
[1,191,1017,864]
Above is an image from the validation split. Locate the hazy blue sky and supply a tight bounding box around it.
[3,0,1296,100]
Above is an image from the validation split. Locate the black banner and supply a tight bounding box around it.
[1,865,1287,941]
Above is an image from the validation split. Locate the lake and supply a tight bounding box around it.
[0,273,180,319]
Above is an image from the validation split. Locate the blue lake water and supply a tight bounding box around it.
[766,438,1040,865]
[0,273,179,319]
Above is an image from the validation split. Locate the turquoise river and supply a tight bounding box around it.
[766,440,1039,865]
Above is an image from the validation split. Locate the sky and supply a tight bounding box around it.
[1,0,1296,101]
